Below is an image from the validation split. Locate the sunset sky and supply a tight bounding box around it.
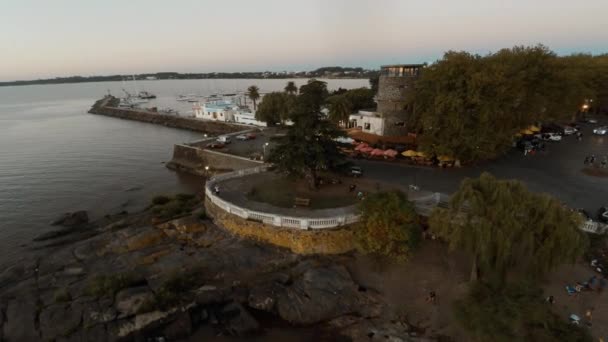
[1,0,607,81]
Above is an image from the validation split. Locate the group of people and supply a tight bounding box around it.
[584,155,608,168]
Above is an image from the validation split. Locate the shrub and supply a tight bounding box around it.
[152,195,171,205]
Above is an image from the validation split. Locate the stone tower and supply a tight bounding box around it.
[376,64,424,135]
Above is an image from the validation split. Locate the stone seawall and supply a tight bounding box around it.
[89,100,242,135]
[166,144,262,176]
[205,200,356,255]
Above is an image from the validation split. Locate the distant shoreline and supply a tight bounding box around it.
[0,68,378,87]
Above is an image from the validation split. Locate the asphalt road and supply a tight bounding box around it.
[357,119,608,215]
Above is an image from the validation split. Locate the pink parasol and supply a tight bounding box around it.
[360,146,374,153]
[384,149,398,157]
[354,143,369,151]
[370,148,385,156]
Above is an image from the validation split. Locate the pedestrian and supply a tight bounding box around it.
[591,155,596,165]
[214,185,220,195]
[349,184,357,193]
[426,291,436,304]
[585,156,590,165]
[586,308,593,326]
[545,295,555,304]
[603,156,608,168]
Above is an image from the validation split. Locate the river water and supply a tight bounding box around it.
[0,78,369,266]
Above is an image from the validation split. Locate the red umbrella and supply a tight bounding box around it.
[354,143,369,151]
[361,146,374,154]
[384,149,398,157]
[370,148,385,156]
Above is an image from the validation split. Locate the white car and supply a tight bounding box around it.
[216,136,231,144]
[542,133,562,141]
[563,126,578,135]
[235,134,248,141]
[586,118,599,124]
[593,126,608,135]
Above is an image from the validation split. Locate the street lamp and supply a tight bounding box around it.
[262,142,269,160]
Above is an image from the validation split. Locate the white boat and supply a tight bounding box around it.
[176,94,197,102]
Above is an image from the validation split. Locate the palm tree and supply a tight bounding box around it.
[247,85,260,110]
[284,81,298,95]
[327,95,352,126]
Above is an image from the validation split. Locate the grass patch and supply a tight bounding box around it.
[86,273,138,298]
[246,177,357,209]
[150,193,199,220]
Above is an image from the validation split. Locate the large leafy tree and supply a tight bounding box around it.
[356,190,421,260]
[409,45,603,163]
[268,79,345,189]
[247,85,260,110]
[430,172,587,282]
[255,92,294,125]
[284,81,298,95]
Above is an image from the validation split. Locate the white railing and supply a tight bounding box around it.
[205,166,448,230]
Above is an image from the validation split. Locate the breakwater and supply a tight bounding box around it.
[88,95,243,135]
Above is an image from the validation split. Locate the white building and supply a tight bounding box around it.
[193,99,267,127]
[348,111,385,136]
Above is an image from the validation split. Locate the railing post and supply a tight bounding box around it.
[300,219,309,229]
[273,215,282,227]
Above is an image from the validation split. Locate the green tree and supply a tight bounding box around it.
[430,172,586,282]
[268,79,344,189]
[247,85,260,110]
[344,87,376,111]
[255,92,294,125]
[326,94,352,125]
[455,281,592,342]
[356,190,421,260]
[284,81,298,95]
[369,75,379,93]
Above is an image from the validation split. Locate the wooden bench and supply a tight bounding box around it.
[294,197,311,207]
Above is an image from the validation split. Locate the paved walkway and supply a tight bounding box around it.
[215,172,438,218]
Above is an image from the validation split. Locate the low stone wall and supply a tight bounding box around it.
[89,102,243,135]
[205,200,356,255]
[166,144,262,176]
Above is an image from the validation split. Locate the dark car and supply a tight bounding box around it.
[206,142,225,149]
[541,123,564,135]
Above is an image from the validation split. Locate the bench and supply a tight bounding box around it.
[294,197,311,207]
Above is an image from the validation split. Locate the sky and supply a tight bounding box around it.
[1,0,607,81]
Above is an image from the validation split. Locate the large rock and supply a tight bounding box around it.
[220,302,260,336]
[39,301,83,340]
[115,286,153,318]
[3,299,39,340]
[276,264,361,324]
[51,211,89,227]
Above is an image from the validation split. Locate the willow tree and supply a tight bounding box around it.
[356,190,421,260]
[430,172,587,282]
[284,81,298,95]
[247,85,260,110]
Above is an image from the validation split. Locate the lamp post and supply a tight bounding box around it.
[262,142,269,160]
[204,165,210,177]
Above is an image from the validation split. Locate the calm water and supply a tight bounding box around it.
[0,78,368,266]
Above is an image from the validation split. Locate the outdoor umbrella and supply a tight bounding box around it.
[370,148,385,156]
[521,129,534,135]
[384,149,398,158]
[438,155,454,162]
[354,143,369,151]
[416,151,427,158]
[528,125,541,132]
[402,150,417,157]
[361,146,374,154]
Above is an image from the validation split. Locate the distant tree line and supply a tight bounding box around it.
[0,67,380,87]
[408,45,608,163]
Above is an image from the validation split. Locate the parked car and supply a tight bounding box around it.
[541,123,564,135]
[349,166,363,177]
[563,126,578,135]
[576,208,592,220]
[206,142,225,149]
[541,133,562,141]
[593,126,608,135]
[235,134,248,141]
[216,136,231,144]
[586,118,599,124]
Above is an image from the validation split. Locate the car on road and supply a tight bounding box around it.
[563,126,578,135]
[583,118,599,124]
[349,166,363,177]
[216,136,231,144]
[236,133,256,141]
[206,142,225,149]
[593,126,608,135]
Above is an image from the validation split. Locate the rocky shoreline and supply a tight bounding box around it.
[0,203,437,341]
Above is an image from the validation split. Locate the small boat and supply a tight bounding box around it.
[138,91,156,99]
[177,94,197,102]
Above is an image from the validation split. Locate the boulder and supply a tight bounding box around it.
[162,312,193,340]
[115,286,154,318]
[39,301,83,341]
[220,302,260,336]
[51,211,89,227]
[248,283,280,312]
[3,298,39,341]
[195,285,226,305]
[276,264,360,324]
